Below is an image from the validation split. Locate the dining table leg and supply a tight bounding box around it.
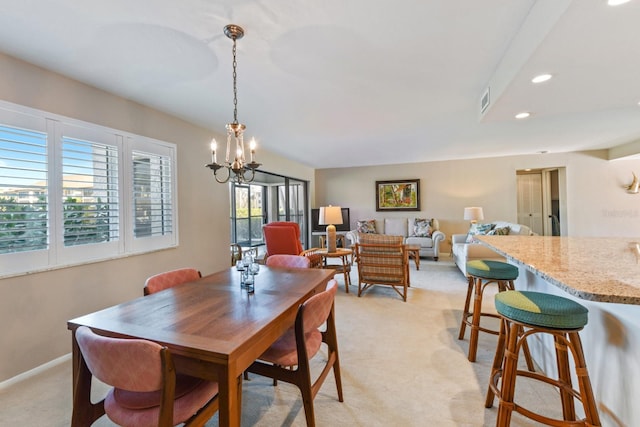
[217,368,243,427]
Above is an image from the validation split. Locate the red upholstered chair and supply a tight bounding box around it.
[263,221,304,257]
[144,268,201,296]
[265,254,312,269]
[247,280,343,427]
[74,326,219,427]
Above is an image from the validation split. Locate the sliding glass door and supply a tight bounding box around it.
[230,171,309,251]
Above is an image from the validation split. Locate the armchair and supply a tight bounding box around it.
[263,222,303,257]
[354,234,409,302]
[263,222,322,268]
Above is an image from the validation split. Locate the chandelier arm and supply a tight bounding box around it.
[243,167,256,183]
[213,166,232,184]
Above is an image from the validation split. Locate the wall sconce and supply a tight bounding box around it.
[625,172,639,194]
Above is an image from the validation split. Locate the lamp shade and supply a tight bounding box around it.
[463,207,484,222]
[319,206,343,225]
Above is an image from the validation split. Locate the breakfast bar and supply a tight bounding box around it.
[477,235,640,426]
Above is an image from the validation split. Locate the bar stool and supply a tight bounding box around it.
[485,290,601,427]
[458,260,534,368]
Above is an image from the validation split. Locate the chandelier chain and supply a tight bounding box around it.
[232,37,238,125]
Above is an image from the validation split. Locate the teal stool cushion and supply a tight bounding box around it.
[466,260,518,281]
[495,290,588,329]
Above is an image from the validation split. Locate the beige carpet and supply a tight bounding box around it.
[0,256,564,426]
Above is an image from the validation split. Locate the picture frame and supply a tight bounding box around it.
[375,179,420,211]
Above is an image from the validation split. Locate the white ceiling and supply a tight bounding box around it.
[1,0,639,169]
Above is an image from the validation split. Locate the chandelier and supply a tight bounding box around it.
[206,24,261,184]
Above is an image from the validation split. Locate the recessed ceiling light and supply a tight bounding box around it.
[532,74,552,83]
[515,112,531,119]
[608,0,631,6]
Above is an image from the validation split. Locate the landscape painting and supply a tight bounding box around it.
[376,179,420,211]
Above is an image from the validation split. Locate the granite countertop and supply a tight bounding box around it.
[477,235,640,305]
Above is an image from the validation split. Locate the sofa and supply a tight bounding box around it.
[451,221,534,276]
[346,217,446,261]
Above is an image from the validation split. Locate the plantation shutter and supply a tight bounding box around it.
[132,150,173,238]
[0,124,48,254]
[62,136,119,247]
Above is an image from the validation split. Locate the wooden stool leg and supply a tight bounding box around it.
[569,332,602,427]
[496,321,520,427]
[468,276,484,362]
[458,275,474,340]
[554,333,577,421]
[485,317,507,408]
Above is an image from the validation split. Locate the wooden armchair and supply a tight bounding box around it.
[354,235,409,301]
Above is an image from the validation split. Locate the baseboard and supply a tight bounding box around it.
[0,353,71,391]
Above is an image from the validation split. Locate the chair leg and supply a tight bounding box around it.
[296,359,316,427]
[468,276,484,362]
[458,275,474,340]
[324,313,344,403]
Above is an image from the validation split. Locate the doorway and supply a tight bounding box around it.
[230,170,310,253]
[516,168,566,236]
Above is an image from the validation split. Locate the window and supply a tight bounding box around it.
[0,101,177,277]
[231,183,265,248]
[0,123,48,254]
[62,136,119,247]
[132,151,172,239]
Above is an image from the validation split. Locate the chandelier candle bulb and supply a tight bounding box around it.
[210,139,217,163]
[250,138,256,162]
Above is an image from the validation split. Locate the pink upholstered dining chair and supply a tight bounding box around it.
[265,254,312,269]
[247,279,343,426]
[74,326,219,427]
[143,268,201,295]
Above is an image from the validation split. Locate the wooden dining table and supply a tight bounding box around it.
[67,265,335,427]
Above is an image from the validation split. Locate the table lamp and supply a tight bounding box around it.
[319,205,343,253]
[463,207,484,226]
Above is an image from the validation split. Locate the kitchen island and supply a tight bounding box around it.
[477,235,640,427]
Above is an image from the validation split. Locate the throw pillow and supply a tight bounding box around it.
[413,218,432,237]
[488,226,510,236]
[465,223,494,243]
[356,219,377,234]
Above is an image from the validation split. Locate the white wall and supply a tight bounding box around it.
[316,151,640,247]
[0,53,314,382]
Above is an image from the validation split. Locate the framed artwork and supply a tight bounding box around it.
[375,179,420,211]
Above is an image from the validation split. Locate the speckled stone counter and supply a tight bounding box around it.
[476,235,640,305]
[477,235,640,425]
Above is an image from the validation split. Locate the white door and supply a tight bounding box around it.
[517,173,544,235]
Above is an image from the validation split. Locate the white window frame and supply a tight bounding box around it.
[126,136,177,254]
[0,100,178,278]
